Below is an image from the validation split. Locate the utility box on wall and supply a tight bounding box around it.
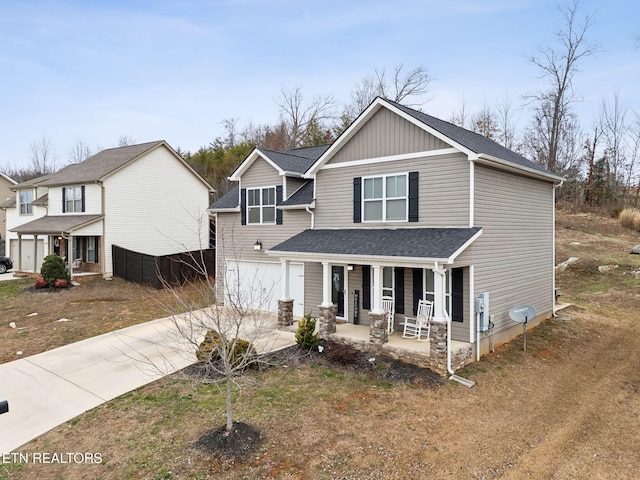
[476,292,490,332]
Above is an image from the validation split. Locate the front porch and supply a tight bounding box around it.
[330,322,473,374]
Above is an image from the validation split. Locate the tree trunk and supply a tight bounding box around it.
[225,373,233,432]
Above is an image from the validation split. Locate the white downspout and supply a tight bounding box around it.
[305,205,315,229]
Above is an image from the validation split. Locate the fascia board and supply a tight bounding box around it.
[265,249,451,268]
[473,154,565,183]
[229,149,285,182]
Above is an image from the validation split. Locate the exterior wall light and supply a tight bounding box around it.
[254,240,262,251]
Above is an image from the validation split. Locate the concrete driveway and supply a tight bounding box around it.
[0,270,18,282]
[0,310,296,453]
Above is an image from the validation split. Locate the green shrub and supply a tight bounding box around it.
[295,313,319,350]
[40,254,70,288]
[195,330,256,368]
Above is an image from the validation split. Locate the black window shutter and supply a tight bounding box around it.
[240,188,247,225]
[362,265,370,310]
[452,268,464,322]
[62,187,66,213]
[353,177,362,223]
[408,171,419,222]
[275,185,283,225]
[81,185,85,212]
[412,268,423,315]
[394,267,405,314]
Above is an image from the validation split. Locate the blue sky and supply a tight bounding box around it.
[1,0,638,170]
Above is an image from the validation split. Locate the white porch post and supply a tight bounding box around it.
[280,259,290,301]
[33,234,39,273]
[17,234,22,271]
[371,265,383,314]
[321,261,332,307]
[432,264,448,322]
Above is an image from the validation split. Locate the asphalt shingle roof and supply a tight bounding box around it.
[280,180,314,206]
[10,214,104,235]
[270,227,481,259]
[209,185,240,210]
[260,144,330,175]
[37,141,164,186]
[386,99,552,175]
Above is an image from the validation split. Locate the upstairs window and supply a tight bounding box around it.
[363,173,407,222]
[63,186,84,213]
[247,187,276,224]
[19,190,33,215]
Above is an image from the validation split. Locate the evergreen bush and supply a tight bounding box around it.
[40,254,70,288]
[295,313,319,350]
[196,330,256,367]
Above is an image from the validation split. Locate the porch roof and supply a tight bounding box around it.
[10,214,104,235]
[267,227,482,264]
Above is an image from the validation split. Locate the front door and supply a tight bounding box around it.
[331,265,345,318]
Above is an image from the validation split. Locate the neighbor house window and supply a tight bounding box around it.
[363,173,407,221]
[87,237,97,263]
[63,186,84,213]
[247,187,276,224]
[19,190,33,215]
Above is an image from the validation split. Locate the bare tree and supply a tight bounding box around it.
[68,140,92,164]
[449,99,469,129]
[118,135,136,147]
[598,93,629,204]
[526,0,598,173]
[470,100,498,139]
[28,135,58,176]
[276,86,336,149]
[496,93,519,149]
[339,64,431,129]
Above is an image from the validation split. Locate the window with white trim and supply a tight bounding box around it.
[424,269,451,315]
[247,187,276,224]
[363,173,407,221]
[19,190,33,215]
[383,267,394,299]
[65,186,83,213]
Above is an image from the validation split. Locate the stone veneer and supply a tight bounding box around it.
[429,320,448,374]
[368,312,387,346]
[318,305,337,339]
[277,299,294,328]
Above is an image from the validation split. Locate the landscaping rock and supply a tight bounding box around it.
[556,257,579,272]
[598,264,619,273]
[631,245,640,254]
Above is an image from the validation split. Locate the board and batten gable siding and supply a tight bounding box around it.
[241,157,282,189]
[328,107,450,164]
[314,152,470,229]
[215,209,312,305]
[472,164,554,334]
[47,184,102,215]
[102,146,211,274]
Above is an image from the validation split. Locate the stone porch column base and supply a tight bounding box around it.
[277,299,294,328]
[318,305,337,339]
[369,311,388,345]
[429,319,448,374]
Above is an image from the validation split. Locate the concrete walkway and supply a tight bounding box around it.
[0,311,296,453]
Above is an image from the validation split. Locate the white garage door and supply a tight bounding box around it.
[10,239,45,272]
[225,261,304,317]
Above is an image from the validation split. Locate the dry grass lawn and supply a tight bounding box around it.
[2,209,640,479]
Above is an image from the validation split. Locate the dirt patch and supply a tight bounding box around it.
[194,422,263,459]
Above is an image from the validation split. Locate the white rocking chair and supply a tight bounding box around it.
[382,296,395,335]
[402,299,433,341]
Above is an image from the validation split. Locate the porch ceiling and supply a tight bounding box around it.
[10,214,104,235]
[267,227,482,265]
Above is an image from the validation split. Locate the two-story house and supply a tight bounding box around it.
[5,141,213,277]
[0,172,18,254]
[210,97,563,372]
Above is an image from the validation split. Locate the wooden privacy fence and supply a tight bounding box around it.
[112,245,215,289]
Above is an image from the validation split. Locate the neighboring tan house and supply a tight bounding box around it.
[4,141,213,276]
[209,97,563,373]
[0,172,18,255]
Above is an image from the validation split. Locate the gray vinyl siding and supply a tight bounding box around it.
[214,209,312,304]
[303,262,322,318]
[473,165,555,333]
[242,158,281,188]
[315,152,470,229]
[285,177,307,199]
[329,108,450,164]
